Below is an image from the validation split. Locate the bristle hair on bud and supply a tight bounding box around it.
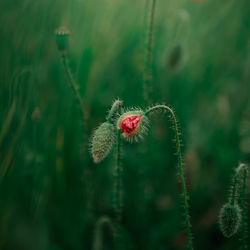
[90,122,116,163]
[219,203,242,238]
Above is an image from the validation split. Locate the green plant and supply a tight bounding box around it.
[90,100,124,223]
[117,104,194,250]
[219,163,248,248]
[113,127,123,223]
[55,26,85,117]
[219,203,242,238]
[91,101,194,249]
[91,121,116,163]
[238,164,248,250]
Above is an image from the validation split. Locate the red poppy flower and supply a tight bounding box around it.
[117,111,149,142]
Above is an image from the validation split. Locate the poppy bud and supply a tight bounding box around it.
[219,203,241,238]
[55,26,70,54]
[117,110,149,142]
[90,122,115,163]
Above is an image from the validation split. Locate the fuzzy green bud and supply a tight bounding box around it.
[90,122,115,163]
[219,203,241,238]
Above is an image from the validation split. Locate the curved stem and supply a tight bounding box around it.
[145,105,194,250]
[93,216,116,250]
[107,99,123,122]
[230,163,247,205]
[143,0,157,104]
[61,54,85,117]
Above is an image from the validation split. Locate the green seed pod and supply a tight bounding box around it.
[219,203,241,238]
[90,122,115,163]
[55,26,70,53]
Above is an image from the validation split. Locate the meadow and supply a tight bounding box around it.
[0,0,249,249]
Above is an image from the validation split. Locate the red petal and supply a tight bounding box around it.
[121,115,143,134]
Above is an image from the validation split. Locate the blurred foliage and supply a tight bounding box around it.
[0,0,250,249]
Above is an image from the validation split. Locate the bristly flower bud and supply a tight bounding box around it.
[55,26,70,54]
[117,110,149,142]
[219,203,241,238]
[90,122,115,163]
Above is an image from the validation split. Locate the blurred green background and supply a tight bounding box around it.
[0,0,249,249]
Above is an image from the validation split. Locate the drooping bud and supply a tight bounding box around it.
[55,26,70,54]
[219,203,241,238]
[90,122,115,163]
[117,110,149,142]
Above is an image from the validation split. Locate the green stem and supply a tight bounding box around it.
[144,0,157,104]
[240,167,248,250]
[230,163,246,205]
[61,53,92,220]
[61,54,85,117]
[144,105,194,250]
[113,130,123,223]
[230,175,238,205]
[110,102,124,224]
[107,99,123,123]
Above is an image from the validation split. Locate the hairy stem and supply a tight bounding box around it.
[145,105,194,250]
[230,175,238,205]
[108,101,124,223]
[113,130,123,223]
[230,163,246,205]
[144,0,157,104]
[107,99,123,123]
[240,166,248,250]
[61,54,92,221]
[61,54,85,117]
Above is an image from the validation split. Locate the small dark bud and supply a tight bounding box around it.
[55,26,70,54]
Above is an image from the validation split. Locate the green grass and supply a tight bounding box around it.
[0,0,249,249]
